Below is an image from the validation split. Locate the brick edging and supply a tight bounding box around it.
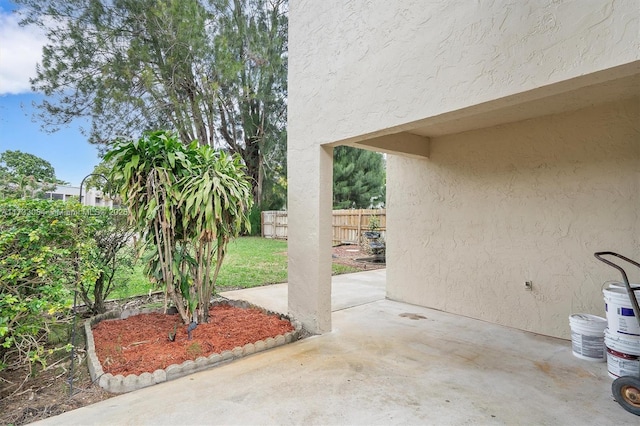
[84,300,302,394]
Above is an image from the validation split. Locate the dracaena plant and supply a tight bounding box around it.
[105,131,252,324]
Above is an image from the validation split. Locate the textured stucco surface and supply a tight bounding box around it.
[289,0,639,145]
[287,0,640,334]
[287,145,333,333]
[386,98,640,339]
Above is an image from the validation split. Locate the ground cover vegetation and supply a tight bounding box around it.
[110,237,362,298]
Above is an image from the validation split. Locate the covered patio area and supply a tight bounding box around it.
[33,270,636,425]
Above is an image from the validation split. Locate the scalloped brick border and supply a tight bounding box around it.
[85,300,302,394]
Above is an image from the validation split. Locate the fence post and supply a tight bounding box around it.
[356,210,363,245]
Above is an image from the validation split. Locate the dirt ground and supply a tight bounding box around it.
[331,243,386,271]
[0,332,115,426]
[0,244,384,425]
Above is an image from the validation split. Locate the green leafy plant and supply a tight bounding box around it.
[368,215,380,232]
[76,208,137,315]
[106,130,252,325]
[0,198,140,372]
[0,199,77,372]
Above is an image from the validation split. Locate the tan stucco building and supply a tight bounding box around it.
[287,0,639,339]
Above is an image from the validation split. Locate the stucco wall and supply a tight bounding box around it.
[386,98,640,339]
[287,0,639,334]
[289,0,639,146]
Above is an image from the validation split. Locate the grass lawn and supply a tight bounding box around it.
[110,237,360,299]
[216,236,288,290]
[110,263,157,299]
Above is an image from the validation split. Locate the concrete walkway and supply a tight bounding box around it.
[34,270,637,425]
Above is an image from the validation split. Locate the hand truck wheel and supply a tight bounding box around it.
[612,376,640,416]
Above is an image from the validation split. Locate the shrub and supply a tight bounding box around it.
[106,130,252,325]
[248,205,262,236]
[0,199,137,372]
[0,199,77,371]
[76,208,136,315]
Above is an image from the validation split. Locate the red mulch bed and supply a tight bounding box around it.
[92,304,294,376]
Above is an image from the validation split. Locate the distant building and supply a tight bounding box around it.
[43,185,115,208]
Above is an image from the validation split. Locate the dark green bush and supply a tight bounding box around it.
[248,205,262,236]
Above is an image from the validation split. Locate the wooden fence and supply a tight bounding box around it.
[261,210,289,240]
[262,209,386,245]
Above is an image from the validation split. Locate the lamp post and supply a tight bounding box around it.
[69,172,111,396]
[78,173,108,205]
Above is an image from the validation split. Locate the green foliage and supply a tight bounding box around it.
[368,215,380,231]
[0,199,76,371]
[84,160,119,204]
[97,236,363,297]
[247,205,262,236]
[16,0,288,208]
[110,263,155,300]
[105,130,253,324]
[331,263,361,275]
[260,163,287,211]
[76,209,137,315]
[212,0,288,207]
[333,146,386,209]
[0,150,66,199]
[0,198,137,372]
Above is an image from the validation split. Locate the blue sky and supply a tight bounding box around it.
[0,0,101,186]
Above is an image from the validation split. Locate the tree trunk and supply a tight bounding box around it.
[93,272,106,315]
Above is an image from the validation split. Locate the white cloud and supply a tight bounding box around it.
[0,10,47,95]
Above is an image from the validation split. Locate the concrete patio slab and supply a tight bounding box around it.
[219,268,387,315]
[33,270,638,425]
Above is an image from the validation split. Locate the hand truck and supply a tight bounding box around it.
[594,252,640,416]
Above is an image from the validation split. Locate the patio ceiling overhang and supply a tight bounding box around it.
[347,133,431,159]
[332,61,639,156]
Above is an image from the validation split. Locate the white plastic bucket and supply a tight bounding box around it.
[603,286,640,336]
[569,314,607,361]
[604,328,640,379]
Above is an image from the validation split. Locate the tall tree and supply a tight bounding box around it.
[212,0,287,205]
[333,146,386,209]
[16,0,287,207]
[0,150,65,199]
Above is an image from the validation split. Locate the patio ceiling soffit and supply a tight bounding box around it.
[346,132,430,159]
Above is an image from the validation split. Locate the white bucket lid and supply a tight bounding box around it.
[603,286,640,297]
[569,313,606,324]
[606,281,640,289]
